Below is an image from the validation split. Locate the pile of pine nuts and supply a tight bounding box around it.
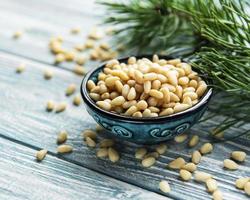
[87,56,208,117]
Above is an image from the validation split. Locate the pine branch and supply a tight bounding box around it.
[100,0,250,138]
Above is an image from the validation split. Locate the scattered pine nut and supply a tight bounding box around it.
[13,30,23,39]
[73,65,85,75]
[96,148,108,158]
[44,69,53,80]
[200,143,213,154]
[82,129,97,140]
[223,159,238,170]
[188,135,199,148]
[231,151,246,162]
[86,136,96,148]
[108,147,119,163]
[174,134,188,143]
[144,152,159,159]
[55,102,67,113]
[141,156,156,168]
[168,157,185,169]
[99,139,114,148]
[159,180,171,193]
[194,171,212,182]
[57,130,68,144]
[65,84,76,96]
[16,63,26,73]
[244,182,250,195]
[46,100,55,112]
[73,94,81,106]
[206,179,218,193]
[75,55,87,65]
[71,27,81,34]
[64,51,76,61]
[36,149,47,161]
[235,177,250,189]
[180,169,192,181]
[213,190,223,200]
[181,163,197,172]
[135,148,147,159]
[192,150,202,164]
[155,143,167,155]
[57,144,73,153]
[54,53,65,64]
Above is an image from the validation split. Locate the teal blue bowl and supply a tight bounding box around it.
[81,56,212,144]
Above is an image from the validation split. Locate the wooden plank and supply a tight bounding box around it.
[0,138,167,200]
[0,0,107,71]
[0,52,249,200]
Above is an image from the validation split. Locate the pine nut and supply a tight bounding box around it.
[155,144,167,155]
[159,180,171,193]
[108,147,119,162]
[142,109,151,117]
[159,108,174,116]
[13,30,23,39]
[36,149,47,161]
[124,105,137,116]
[83,129,97,140]
[206,179,218,193]
[192,150,202,164]
[168,59,181,66]
[73,95,81,106]
[166,70,178,86]
[175,85,183,99]
[73,65,85,75]
[174,134,188,143]
[99,139,114,148]
[235,177,250,189]
[16,63,26,73]
[168,157,185,169]
[136,100,148,110]
[178,77,189,85]
[170,92,180,102]
[110,91,119,100]
[127,87,136,100]
[183,96,192,106]
[196,83,207,97]
[142,157,156,167]
[122,84,130,98]
[65,84,76,96]
[111,96,126,106]
[46,100,55,112]
[97,148,108,158]
[143,72,157,81]
[89,93,100,101]
[153,54,159,63]
[44,69,53,80]
[181,163,197,172]
[135,148,147,159]
[87,80,96,91]
[122,100,137,109]
[149,89,163,99]
[244,182,250,195]
[200,143,213,154]
[180,169,192,181]
[71,27,81,34]
[174,104,190,113]
[57,145,73,153]
[57,130,68,144]
[144,81,151,94]
[132,111,143,117]
[194,171,212,182]
[231,151,246,162]
[178,63,192,75]
[188,135,199,147]
[183,92,198,100]
[160,87,170,103]
[213,190,223,200]
[189,80,198,89]
[55,102,67,113]
[144,152,159,159]
[128,56,136,64]
[96,101,111,111]
[86,136,96,147]
[157,74,167,83]
[134,70,144,84]
[223,159,238,170]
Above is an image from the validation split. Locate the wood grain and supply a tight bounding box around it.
[0,0,106,71]
[0,137,167,200]
[0,52,249,200]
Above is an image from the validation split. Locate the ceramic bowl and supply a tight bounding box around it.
[80,56,213,144]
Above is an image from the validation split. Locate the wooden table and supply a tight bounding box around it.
[0,1,249,199]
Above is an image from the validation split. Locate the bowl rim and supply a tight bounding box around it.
[80,55,213,123]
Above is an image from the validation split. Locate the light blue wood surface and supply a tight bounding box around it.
[0,0,249,200]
